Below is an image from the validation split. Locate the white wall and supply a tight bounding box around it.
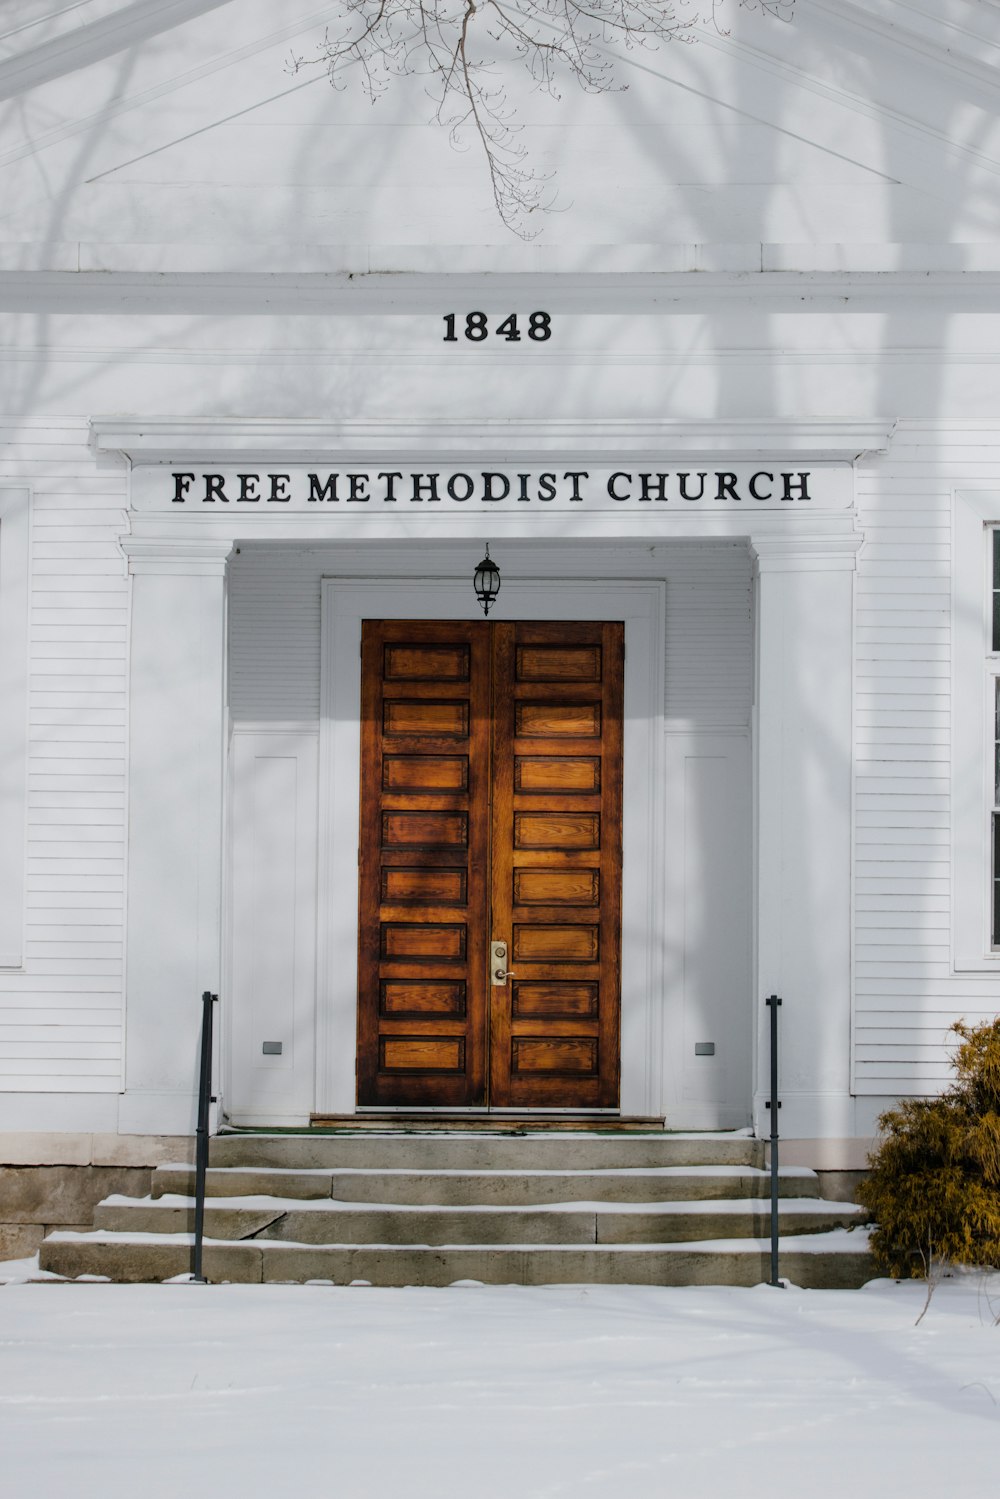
[853,423,1000,1103]
[2,415,998,1136]
[228,730,318,1124]
[3,1,999,264]
[0,423,127,1111]
[662,732,752,1129]
[227,540,753,1123]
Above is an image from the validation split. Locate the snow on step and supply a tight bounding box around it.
[91,1191,864,1248]
[150,1163,823,1207]
[39,1228,874,1290]
[37,1131,870,1288]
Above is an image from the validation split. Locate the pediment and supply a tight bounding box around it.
[0,1,998,260]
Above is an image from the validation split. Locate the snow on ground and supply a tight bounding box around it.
[1,1266,999,1499]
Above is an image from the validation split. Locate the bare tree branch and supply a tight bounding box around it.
[289,0,795,238]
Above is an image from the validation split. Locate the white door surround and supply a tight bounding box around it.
[318,578,666,1116]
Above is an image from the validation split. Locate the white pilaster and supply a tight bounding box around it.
[751,531,862,1141]
[117,538,232,1134]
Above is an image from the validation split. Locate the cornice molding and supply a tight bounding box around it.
[3,271,1000,316]
[750,532,865,572]
[118,536,234,575]
[93,417,896,465]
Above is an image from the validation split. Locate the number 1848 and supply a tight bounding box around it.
[443,312,552,342]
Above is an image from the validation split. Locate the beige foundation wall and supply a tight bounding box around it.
[0,1133,194,1259]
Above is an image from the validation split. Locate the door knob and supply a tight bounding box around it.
[490,940,517,985]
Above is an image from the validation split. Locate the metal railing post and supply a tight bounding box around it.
[192,990,218,1284]
[765,993,782,1287]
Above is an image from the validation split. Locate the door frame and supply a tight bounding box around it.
[317,578,666,1115]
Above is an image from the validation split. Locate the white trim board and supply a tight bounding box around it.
[0,488,30,970]
[317,578,666,1117]
[952,488,1000,971]
[93,415,895,464]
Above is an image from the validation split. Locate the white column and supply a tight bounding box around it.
[751,532,862,1142]
[118,539,232,1134]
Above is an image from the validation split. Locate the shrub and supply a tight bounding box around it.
[858,1019,1000,1278]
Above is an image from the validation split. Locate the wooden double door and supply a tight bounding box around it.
[357,618,624,1109]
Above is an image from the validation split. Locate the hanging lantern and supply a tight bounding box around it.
[473,543,501,615]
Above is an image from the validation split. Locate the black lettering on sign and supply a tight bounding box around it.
[308,473,339,502]
[411,473,441,502]
[639,473,668,502]
[162,465,820,507]
[482,473,510,502]
[442,313,553,342]
[782,472,811,501]
[447,473,474,501]
[679,473,706,502]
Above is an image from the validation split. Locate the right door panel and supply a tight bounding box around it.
[489,621,624,1108]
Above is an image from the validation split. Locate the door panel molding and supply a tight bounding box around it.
[489,620,622,1108]
[359,620,490,1106]
[318,579,665,1115]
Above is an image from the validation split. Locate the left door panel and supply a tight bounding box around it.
[357,621,490,1105]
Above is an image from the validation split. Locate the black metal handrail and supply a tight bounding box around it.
[765,993,782,1287]
[192,990,218,1283]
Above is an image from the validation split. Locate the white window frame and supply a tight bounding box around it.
[952,489,1000,969]
[992,674,1000,953]
[0,487,30,969]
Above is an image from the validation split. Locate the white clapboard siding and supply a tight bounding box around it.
[664,552,753,728]
[0,422,128,1091]
[228,546,324,722]
[229,541,753,729]
[853,421,999,1096]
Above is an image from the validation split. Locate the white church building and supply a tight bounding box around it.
[2,1,1000,1249]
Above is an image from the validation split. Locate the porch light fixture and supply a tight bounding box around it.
[473,543,501,615]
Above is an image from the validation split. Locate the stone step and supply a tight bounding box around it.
[209,1131,763,1172]
[94,1193,864,1245]
[38,1230,873,1290]
[153,1163,816,1207]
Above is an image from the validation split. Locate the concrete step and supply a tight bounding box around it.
[209,1131,764,1172]
[95,1193,864,1245]
[38,1130,870,1289]
[153,1163,816,1207]
[38,1230,873,1289]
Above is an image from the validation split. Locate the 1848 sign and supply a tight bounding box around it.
[136,464,852,511]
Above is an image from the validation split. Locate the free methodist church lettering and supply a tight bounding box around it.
[165,466,832,508]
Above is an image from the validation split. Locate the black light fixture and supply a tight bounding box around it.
[473,543,501,615]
